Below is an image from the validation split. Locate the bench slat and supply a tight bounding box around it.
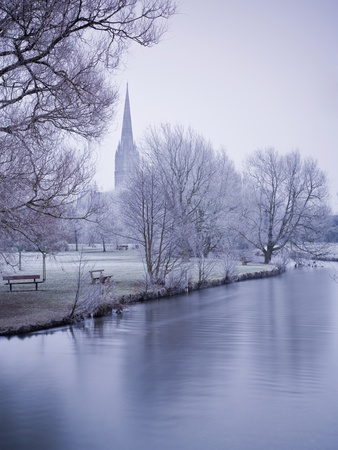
[3,275,40,281]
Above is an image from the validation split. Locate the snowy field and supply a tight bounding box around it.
[2,245,337,299]
[0,247,307,333]
[1,248,269,296]
[2,243,337,334]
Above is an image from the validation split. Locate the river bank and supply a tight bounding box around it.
[0,250,284,336]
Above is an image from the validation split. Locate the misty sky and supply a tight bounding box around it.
[95,0,338,212]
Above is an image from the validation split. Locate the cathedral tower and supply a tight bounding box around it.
[114,85,138,189]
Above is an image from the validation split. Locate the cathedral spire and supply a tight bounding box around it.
[114,84,139,189]
[121,84,134,146]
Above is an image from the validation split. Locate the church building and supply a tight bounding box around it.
[114,85,139,189]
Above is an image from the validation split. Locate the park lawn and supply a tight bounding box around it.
[0,249,271,334]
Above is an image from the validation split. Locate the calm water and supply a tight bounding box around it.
[1,266,338,450]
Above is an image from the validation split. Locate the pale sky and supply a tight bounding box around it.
[95,0,338,212]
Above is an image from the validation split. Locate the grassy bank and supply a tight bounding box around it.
[0,249,276,335]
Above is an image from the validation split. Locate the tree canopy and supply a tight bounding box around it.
[0,0,176,138]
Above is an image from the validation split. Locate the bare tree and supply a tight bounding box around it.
[145,124,241,260]
[119,160,178,285]
[0,0,176,259]
[0,131,97,253]
[0,0,176,138]
[240,148,331,263]
[80,191,118,251]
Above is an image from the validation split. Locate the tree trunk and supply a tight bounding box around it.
[75,230,79,251]
[42,252,47,281]
[264,246,273,264]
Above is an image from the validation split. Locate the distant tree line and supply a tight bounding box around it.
[325,216,338,242]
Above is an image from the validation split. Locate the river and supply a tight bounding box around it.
[1,265,338,450]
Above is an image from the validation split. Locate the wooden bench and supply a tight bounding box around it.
[3,275,42,292]
[89,270,112,284]
[241,257,252,266]
[117,245,128,251]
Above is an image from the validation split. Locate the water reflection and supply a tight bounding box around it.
[1,266,338,449]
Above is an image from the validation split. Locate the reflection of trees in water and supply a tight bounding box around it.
[250,268,336,394]
[125,288,258,406]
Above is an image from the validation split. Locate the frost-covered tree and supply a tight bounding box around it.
[119,160,178,285]
[145,124,240,260]
[0,0,176,138]
[120,124,241,285]
[0,0,176,257]
[80,191,119,251]
[0,134,95,257]
[240,148,331,263]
